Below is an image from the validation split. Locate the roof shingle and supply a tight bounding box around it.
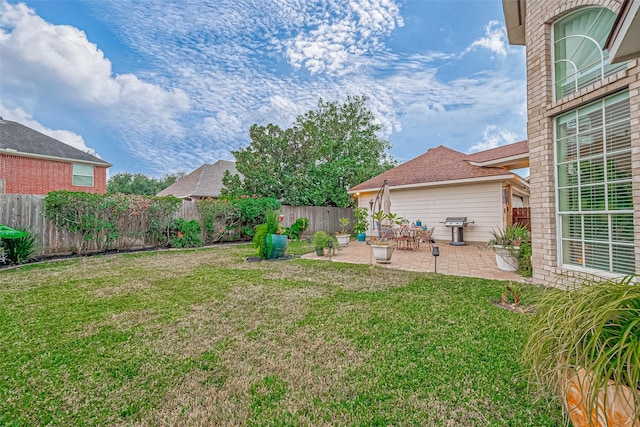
[350,145,517,192]
[157,160,237,199]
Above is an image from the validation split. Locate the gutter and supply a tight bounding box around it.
[349,173,529,194]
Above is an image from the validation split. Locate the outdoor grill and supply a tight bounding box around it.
[444,217,472,246]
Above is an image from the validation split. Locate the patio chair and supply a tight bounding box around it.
[420,228,435,249]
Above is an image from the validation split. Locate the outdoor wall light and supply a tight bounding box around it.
[432,245,440,273]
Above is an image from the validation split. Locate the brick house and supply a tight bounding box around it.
[502,0,639,285]
[348,142,530,243]
[0,119,111,195]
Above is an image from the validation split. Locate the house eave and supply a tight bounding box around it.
[502,0,526,45]
[349,174,529,194]
[606,0,640,63]
[467,153,530,169]
[0,148,112,167]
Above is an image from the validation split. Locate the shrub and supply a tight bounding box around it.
[168,219,203,248]
[232,197,281,238]
[517,241,532,277]
[283,217,308,241]
[197,198,240,244]
[0,226,37,264]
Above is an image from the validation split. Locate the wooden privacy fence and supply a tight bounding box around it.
[0,194,353,256]
[512,207,531,231]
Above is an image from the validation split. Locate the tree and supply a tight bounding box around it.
[107,172,185,195]
[223,95,395,207]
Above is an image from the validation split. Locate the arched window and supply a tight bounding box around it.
[553,7,626,100]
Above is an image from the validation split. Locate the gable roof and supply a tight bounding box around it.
[349,143,528,193]
[0,119,111,166]
[157,160,237,199]
[465,140,529,169]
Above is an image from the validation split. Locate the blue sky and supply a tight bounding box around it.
[1,0,526,177]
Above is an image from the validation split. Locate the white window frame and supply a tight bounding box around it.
[554,91,634,275]
[552,6,626,100]
[72,163,94,187]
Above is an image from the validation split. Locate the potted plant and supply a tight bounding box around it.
[486,223,530,272]
[252,210,287,259]
[311,231,339,256]
[353,207,369,241]
[371,239,394,264]
[336,217,351,246]
[522,275,639,427]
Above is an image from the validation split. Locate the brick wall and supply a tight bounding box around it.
[0,154,108,195]
[523,0,640,286]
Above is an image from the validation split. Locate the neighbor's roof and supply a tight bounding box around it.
[0,119,111,166]
[349,144,527,193]
[157,160,237,199]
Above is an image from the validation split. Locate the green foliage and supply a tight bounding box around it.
[264,210,281,235]
[197,198,240,243]
[44,191,127,253]
[353,207,369,234]
[169,219,203,248]
[252,210,283,259]
[283,217,308,241]
[517,241,532,277]
[0,226,37,264]
[311,231,338,250]
[107,172,186,195]
[44,191,182,252]
[522,275,640,423]
[223,95,396,207]
[487,223,530,248]
[338,217,350,234]
[232,196,281,238]
[143,196,183,247]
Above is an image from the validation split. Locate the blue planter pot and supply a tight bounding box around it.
[357,232,366,242]
[266,234,288,259]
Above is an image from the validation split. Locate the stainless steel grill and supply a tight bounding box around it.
[444,217,472,246]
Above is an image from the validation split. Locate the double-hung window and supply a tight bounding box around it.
[555,91,634,274]
[553,7,626,100]
[72,163,94,187]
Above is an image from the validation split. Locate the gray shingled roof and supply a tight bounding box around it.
[157,160,237,199]
[0,119,111,166]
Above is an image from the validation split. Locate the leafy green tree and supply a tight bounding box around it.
[107,172,185,195]
[223,95,395,207]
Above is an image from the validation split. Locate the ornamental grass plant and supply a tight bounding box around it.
[522,275,640,425]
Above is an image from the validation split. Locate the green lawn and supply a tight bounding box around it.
[0,242,562,426]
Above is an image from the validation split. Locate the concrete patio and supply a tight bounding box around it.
[301,239,525,282]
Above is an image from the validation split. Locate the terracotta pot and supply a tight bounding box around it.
[566,368,639,427]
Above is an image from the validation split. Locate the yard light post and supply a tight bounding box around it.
[432,245,440,273]
[327,239,333,260]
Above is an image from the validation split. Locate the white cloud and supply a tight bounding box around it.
[0,104,96,155]
[464,20,507,57]
[468,125,521,153]
[283,0,404,74]
[0,1,189,135]
[0,0,527,176]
